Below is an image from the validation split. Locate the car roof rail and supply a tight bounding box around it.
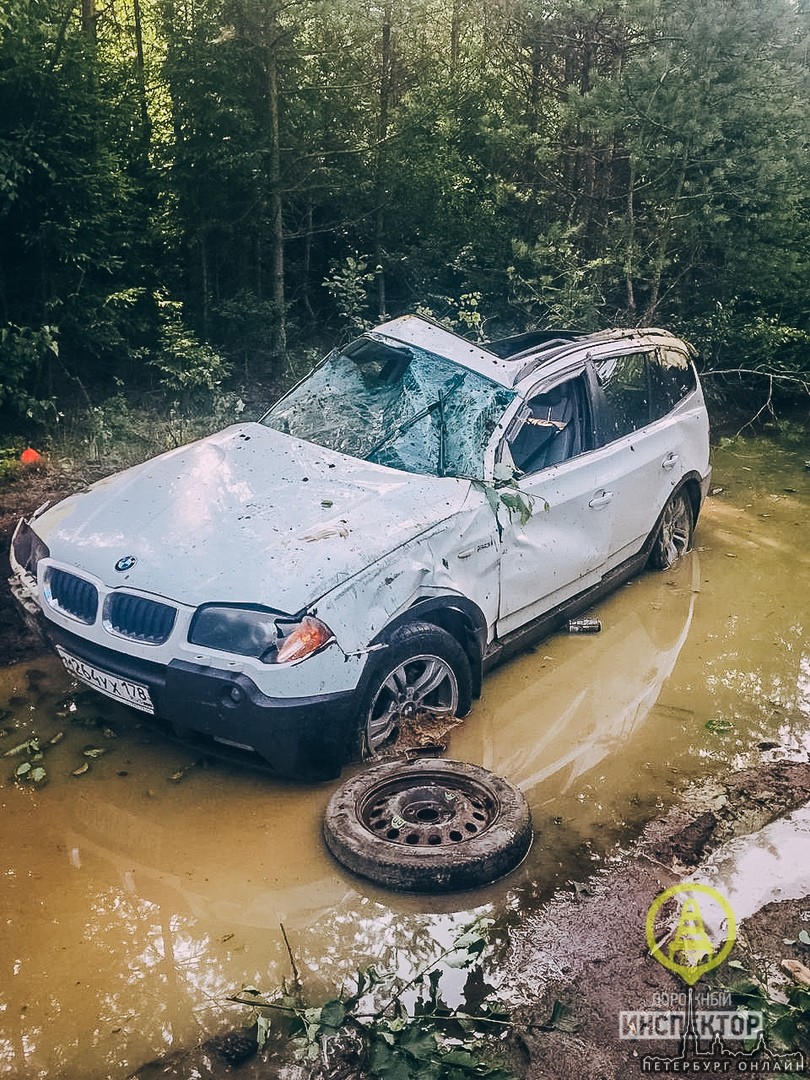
[485,329,586,359]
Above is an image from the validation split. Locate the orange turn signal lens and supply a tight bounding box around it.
[275,616,333,663]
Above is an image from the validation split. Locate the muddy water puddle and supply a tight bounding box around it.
[0,432,808,1078]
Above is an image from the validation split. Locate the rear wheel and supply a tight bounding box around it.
[360,622,472,758]
[649,490,694,570]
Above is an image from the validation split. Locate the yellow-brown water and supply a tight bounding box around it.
[0,432,807,1078]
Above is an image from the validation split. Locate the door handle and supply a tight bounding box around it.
[588,491,614,509]
[662,453,680,471]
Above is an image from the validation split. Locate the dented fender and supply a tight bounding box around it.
[316,485,499,655]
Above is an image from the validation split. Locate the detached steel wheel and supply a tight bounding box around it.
[323,758,533,892]
[649,490,694,570]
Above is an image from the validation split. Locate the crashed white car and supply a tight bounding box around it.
[10,316,711,780]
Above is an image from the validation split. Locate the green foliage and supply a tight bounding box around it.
[233,916,517,1079]
[0,324,58,422]
[1,0,808,438]
[151,293,231,407]
[719,953,810,1054]
[414,293,486,340]
[472,463,545,539]
[323,255,376,336]
[0,446,24,481]
[681,299,810,411]
[213,291,283,374]
[73,384,246,464]
[508,227,608,330]
[3,734,49,785]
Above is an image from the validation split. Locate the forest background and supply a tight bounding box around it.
[1,0,809,458]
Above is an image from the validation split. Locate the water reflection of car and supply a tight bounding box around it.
[10,316,711,779]
[451,552,701,798]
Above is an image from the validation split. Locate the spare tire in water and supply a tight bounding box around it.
[323,758,533,892]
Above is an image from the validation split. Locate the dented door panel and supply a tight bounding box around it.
[496,454,611,637]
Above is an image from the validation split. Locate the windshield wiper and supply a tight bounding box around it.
[364,373,466,469]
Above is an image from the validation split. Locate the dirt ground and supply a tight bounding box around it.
[2,464,808,1079]
[508,761,810,1078]
[0,460,80,663]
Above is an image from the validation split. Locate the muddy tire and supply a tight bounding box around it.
[323,758,533,892]
[648,490,694,570]
[359,621,473,758]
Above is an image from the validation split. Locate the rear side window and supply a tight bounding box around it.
[594,352,650,440]
[650,348,697,417]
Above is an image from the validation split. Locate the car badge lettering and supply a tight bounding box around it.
[115,555,138,573]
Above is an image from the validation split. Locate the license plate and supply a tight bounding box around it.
[56,646,155,714]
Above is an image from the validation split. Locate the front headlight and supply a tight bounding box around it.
[188,605,333,664]
[11,519,50,578]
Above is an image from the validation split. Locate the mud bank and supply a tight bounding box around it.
[0,464,80,665]
[508,761,810,1078]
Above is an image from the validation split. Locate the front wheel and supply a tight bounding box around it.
[649,490,694,570]
[359,621,473,758]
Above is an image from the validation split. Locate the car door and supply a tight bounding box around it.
[496,372,613,637]
[589,348,686,571]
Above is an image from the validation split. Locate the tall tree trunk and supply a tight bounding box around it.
[374,2,392,322]
[81,0,97,42]
[200,234,209,339]
[302,201,316,323]
[450,0,461,69]
[646,152,689,319]
[132,0,151,149]
[266,4,287,361]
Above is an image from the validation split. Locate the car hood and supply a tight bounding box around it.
[34,423,472,613]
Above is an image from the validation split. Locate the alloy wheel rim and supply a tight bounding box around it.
[661,497,691,564]
[366,654,459,751]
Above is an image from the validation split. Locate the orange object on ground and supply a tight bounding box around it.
[20,448,42,464]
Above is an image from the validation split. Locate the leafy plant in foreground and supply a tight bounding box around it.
[719,936,810,1054]
[230,916,517,1079]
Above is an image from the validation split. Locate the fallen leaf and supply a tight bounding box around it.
[2,740,34,758]
[82,746,107,758]
[781,959,810,986]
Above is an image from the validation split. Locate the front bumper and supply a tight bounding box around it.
[46,623,361,781]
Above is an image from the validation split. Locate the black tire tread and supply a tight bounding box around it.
[323,758,532,892]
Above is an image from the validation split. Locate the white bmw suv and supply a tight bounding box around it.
[11,315,711,779]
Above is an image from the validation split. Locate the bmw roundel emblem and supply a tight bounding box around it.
[114,555,138,573]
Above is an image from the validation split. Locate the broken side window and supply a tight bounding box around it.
[506,376,590,474]
[649,348,698,418]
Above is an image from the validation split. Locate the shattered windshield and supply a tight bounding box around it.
[260,334,516,479]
